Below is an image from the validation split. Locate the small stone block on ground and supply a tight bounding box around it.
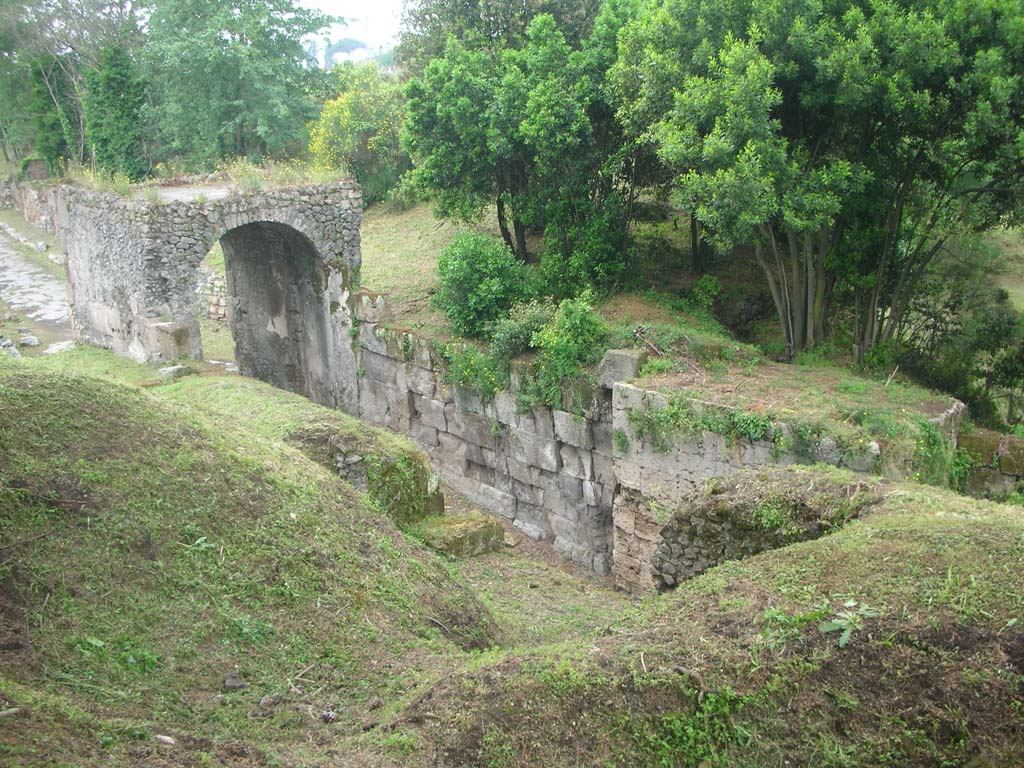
[412,513,504,558]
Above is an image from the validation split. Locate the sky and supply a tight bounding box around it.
[299,0,405,55]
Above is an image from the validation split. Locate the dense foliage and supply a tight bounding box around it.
[433,233,534,338]
[2,0,1024,433]
[0,0,328,171]
[611,0,1024,359]
[83,45,146,180]
[403,4,647,280]
[143,0,327,164]
[308,63,408,204]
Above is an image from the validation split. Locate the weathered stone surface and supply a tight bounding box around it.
[599,348,648,389]
[49,180,363,412]
[554,409,593,449]
[509,429,560,472]
[965,467,1017,499]
[413,513,504,558]
[33,178,963,589]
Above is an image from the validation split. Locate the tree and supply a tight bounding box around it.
[308,62,408,203]
[0,0,144,166]
[83,44,146,179]
[143,0,329,165]
[612,0,1024,358]
[397,0,601,75]
[404,5,645,282]
[26,55,76,171]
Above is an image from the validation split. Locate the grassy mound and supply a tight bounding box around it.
[0,363,496,765]
[403,478,1024,767]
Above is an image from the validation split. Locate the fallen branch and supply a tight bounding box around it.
[0,529,53,552]
[426,616,452,637]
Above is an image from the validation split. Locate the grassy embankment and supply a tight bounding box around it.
[407,466,1024,767]
[0,348,627,767]
[2,348,1022,766]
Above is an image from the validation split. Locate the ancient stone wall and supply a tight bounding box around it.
[648,467,879,588]
[24,182,363,411]
[17,179,970,593]
[609,384,963,593]
[351,293,616,572]
[196,266,228,321]
[10,182,61,232]
[960,428,1024,500]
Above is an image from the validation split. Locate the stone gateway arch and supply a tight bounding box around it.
[60,183,362,411]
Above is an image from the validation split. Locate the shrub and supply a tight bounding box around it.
[441,345,507,401]
[308,62,408,203]
[688,274,720,314]
[539,197,634,297]
[487,299,555,362]
[522,292,608,409]
[434,234,532,338]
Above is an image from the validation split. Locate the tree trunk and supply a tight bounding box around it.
[755,226,833,360]
[235,122,245,156]
[690,215,703,274]
[495,195,515,255]
[513,218,528,262]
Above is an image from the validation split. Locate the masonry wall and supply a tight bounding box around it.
[17,181,364,411]
[960,428,1024,500]
[15,179,970,593]
[609,383,964,593]
[351,293,616,573]
[197,266,228,321]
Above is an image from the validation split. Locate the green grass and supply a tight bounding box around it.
[409,477,1024,767]
[359,202,501,336]
[198,314,235,362]
[1,348,637,766]
[0,353,496,765]
[991,228,1024,309]
[3,348,1023,766]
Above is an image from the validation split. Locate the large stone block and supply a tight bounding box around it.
[412,513,504,558]
[410,422,439,448]
[559,444,593,480]
[509,428,560,472]
[553,409,594,449]
[361,349,400,385]
[507,457,540,486]
[446,405,498,448]
[599,349,648,389]
[416,396,448,431]
[402,363,437,398]
[494,391,520,427]
[443,472,518,519]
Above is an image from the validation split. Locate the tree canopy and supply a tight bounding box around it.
[143,0,329,163]
[612,0,1024,357]
[308,62,408,204]
[404,2,645,289]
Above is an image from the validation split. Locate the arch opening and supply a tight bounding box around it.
[219,221,333,401]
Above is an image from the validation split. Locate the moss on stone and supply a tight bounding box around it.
[410,513,505,558]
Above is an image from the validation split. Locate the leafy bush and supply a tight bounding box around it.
[308,62,408,203]
[441,344,507,401]
[434,234,533,338]
[83,45,148,181]
[688,274,720,314]
[521,292,608,408]
[539,198,634,297]
[487,299,555,362]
